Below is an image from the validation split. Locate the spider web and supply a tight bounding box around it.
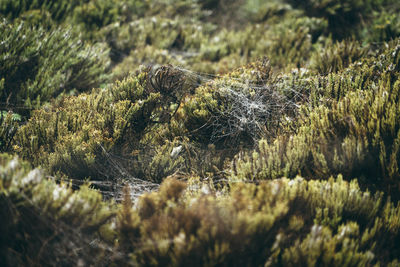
[1,64,311,266]
[78,64,309,202]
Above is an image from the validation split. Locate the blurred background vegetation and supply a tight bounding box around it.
[1,0,400,266]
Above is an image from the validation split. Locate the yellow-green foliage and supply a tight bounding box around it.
[15,71,154,179]
[3,0,399,82]
[0,111,20,152]
[1,155,400,266]
[103,0,400,76]
[242,0,292,23]
[3,1,400,265]
[14,66,196,182]
[115,176,400,266]
[182,59,307,146]
[285,0,392,39]
[14,64,235,183]
[0,154,115,266]
[111,12,326,76]
[0,19,110,116]
[73,0,136,31]
[112,45,184,81]
[129,136,229,183]
[0,0,82,22]
[233,41,400,198]
[0,0,148,29]
[311,38,367,74]
[363,9,400,43]
[101,0,399,75]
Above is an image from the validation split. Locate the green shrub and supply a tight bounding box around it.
[0,0,149,26]
[232,40,400,199]
[103,15,214,61]
[0,0,81,22]
[284,0,386,39]
[182,59,307,146]
[362,10,400,43]
[1,155,399,266]
[0,154,116,266]
[311,38,367,74]
[116,176,400,266]
[126,135,230,183]
[242,0,292,23]
[0,111,20,152]
[15,66,189,181]
[0,19,110,116]
[229,14,326,70]
[111,45,184,81]
[108,10,326,76]
[14,64,234,184]
[73,0,147,32]
[2,1,400,266]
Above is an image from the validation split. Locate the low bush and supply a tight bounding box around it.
[14,66,191,183]
[284,0,387,39]
[0,111,20,153]
[0,154,115,266]
[182,59,307,146]
[117,176,400,266]
[311,38,367,74]
[232,41,400,199]
[2,1,400,265]
[0,19,109,116]
[3,154,398,266]
[0,0,81,22]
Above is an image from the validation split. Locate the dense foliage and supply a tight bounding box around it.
[1,0,400,266]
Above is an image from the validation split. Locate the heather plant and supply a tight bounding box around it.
[362,9,400,43]
[103,15,216,73]
[242,0,292,23]
[73,0,132,30]
[116,176,400,266]
[1,155,400,266]
[15,71,148,179]
[72,0,153,38]
[103,0,399,77]
[111,45,184,81]
[110,12,326,76]
[248,14,327,69]
[182,59,308,147]
[14,66,191,183]
[126,135,230,183]
[0,154,116,266]
[0,0,149,28]
[0,19,109,116]
[14,64,238,185]
[232,40,400,199]
[0,0,81,22]
[2,0,400,265]
[284,0,383,39]
[0,111,20,152]
[311,38,367,74]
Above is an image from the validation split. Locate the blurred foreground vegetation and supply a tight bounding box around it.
[1,0,400,266]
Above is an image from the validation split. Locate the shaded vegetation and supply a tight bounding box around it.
[233,41,400,199]
[0,19,109,116]
[1,155,400,266]
[1,0,400,266]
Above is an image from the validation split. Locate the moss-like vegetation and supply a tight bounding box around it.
[1,0,400,265]
[233,41,400,199]
[0,154,115,266]
[1,155,400,265]
[0,19,109,116]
